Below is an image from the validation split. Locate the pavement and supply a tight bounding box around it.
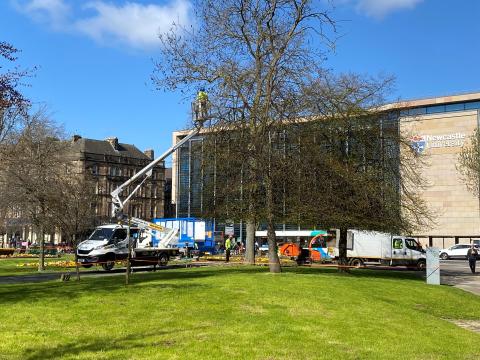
[440,259,480,296]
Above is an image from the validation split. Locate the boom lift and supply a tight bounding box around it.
[77,103,208,270]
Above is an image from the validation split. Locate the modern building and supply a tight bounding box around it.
[171,92,480,248]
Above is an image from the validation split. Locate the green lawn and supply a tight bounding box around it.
[0,266,479,360]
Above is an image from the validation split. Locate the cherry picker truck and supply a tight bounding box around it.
[76,106,207,270]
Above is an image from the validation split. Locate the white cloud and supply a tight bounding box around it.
[355,0,424,18]
[75,1,192,50]
[12,0,70,29]
[11,0,192,51]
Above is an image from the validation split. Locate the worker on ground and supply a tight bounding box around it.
[196,88,208,123]
[467,244,478,274]
[225,235,232,263]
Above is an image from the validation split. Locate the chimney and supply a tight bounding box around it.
[106,137,119,150]
[72,134,82,142]
[144,149,154,160]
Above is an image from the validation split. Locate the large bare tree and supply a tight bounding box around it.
[154,0,336,272]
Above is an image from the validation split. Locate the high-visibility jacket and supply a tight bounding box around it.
[197,91,208,102]
[225,238,231,250]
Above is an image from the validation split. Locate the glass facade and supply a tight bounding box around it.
[400,100,480,117]
[175,113,401,237]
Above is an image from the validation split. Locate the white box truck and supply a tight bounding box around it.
[338,230,426,270]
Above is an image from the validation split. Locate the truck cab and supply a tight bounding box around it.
[388,236,426,268]
[77,225,139,270]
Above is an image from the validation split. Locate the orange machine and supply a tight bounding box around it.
[279,231,335,263]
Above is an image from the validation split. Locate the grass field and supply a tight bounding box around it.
[0,266,479,360]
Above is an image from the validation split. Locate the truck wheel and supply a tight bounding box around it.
[349,258,364,268]
[440,252,449,260]
[158,253,169,267]
[102,255,115,271]
[416,259,426,271]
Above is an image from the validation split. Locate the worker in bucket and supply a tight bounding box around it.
[196,88,209,123]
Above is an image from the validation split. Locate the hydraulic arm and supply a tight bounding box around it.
[110,121,205,219]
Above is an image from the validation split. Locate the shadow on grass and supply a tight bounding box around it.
[0,266,262,306]
[0,265,423,307]
[22,327,207,360]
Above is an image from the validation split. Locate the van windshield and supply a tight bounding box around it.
[88,228,115,241]
[405,238,422,251]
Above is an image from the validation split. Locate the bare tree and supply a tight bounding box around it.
[0,111,68,271]
[0,41,32,144]
[49,167,96,280]
[458,128,480,196]
[291,73,432,269]
[154,0,336,272]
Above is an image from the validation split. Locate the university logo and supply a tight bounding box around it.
[410,135,427,153]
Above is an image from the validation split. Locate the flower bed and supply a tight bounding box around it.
[17,260,125,268]
[17,260,78,268]
[0,254,59,259]
[202,255,295,265]
[0,248,15,256]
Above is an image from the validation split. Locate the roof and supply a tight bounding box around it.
[70,138,149,160]
[382,91,480,111]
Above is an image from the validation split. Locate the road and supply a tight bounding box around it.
[441,259,480,295]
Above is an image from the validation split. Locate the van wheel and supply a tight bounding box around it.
[440,252,449,260]
[102,256,115,271]
[158,253,169,267]
[349,258,364,268]
[416,259,426,271]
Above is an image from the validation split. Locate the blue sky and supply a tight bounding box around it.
[1,0,479,164]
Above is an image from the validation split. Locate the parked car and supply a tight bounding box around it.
[259,243,269,254]
[439,244,478,260]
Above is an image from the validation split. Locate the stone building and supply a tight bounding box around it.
[70,135,165,224]
[0,135,165,246]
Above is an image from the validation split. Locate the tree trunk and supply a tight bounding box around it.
[244,220,255,264]
[338,227,349,273]
[73,234,80,281]
[267,220,281,273]
[38,226,45,272]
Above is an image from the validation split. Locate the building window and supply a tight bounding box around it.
[110,166,121,177]
[91,165,99,176]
